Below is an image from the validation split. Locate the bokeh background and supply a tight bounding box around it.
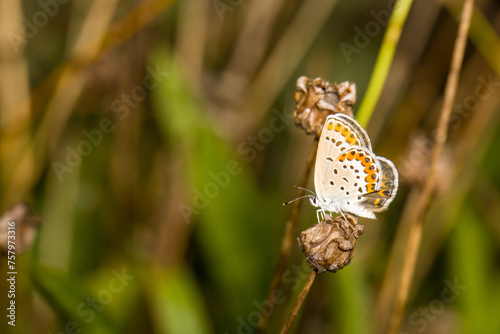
[1,0,500,333]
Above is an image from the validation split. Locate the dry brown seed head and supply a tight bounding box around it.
[298,213,363,273]
[293,76,356,138]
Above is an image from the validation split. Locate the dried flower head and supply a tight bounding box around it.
[0,202,40,254]
[298,213,363,273]
[294,76,356,137]
[399,131,452,194]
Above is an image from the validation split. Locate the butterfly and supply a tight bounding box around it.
[308,114,398,221]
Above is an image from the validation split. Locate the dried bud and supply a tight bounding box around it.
[294,76,356,137]
[0,202,40,254]
[298,214,364,273]
[399,131,452,194]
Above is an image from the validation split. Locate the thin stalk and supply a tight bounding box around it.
[257,137,318,333]
[280,270,318,334]
[387,0,474,333]
[241,0,339,129]
[356,0,414,128]
[446,2,500,77]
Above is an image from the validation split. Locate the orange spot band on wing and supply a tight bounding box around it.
[360,157,371,167]
[365,173,378,182]
[378,189,389,197]
[366,183,376,192]
[346,133,357,144]
[364,164,377,174]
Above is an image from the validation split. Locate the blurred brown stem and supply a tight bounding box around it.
[280,270,317,334]
[3,0,175,200]
[387,0,474,333]
[239,0,339,132]
[257,137,318,333]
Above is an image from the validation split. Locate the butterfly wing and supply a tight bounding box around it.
[331,114,372,150]
[315,114,373,202]
[320,147,399,219]
[320,146,382,219]
[314,114,398,219]
[359,157,399,212]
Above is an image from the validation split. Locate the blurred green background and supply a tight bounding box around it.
[1,0,500,333]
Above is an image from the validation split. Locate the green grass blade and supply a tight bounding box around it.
[146,267,214,334]
[356,0,414,127]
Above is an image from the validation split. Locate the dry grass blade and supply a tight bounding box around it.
[239,0,340,133]
[176,0,209,84]
[0,0,32,204]
[387,0,475,333]
[3,0,175,201]
[216,0,284,100]
[3,0,120,201]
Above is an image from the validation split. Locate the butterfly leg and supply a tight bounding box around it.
[338,210,357,230]
[339,210,348,222]
[316,209,325,224]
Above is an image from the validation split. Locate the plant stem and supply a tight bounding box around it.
[257,137,318,333]
[387,0,474,332]
[280,270,318,334]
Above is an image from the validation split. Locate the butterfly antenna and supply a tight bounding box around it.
[294,185,316,196]
[283,194,314,206]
